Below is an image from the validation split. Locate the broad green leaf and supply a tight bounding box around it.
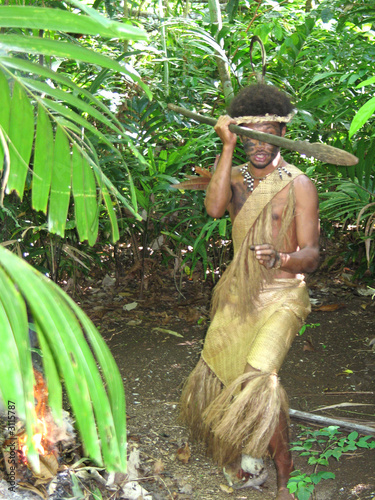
[128,167,138,213]
[356,76,375,88]
[32,105,53,214]
[349,95,375,138]
[72,145,99,245]
[48,126,71,236]
[311,471,335,484]
[0,69,10,170]
[0,35,152,99]
[348,431,359,441]
[219,218,227,237]
[0,6,147,41]
[7,81,34,199]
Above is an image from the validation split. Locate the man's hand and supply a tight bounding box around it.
[250,244,282,269]
[214,115,238,149]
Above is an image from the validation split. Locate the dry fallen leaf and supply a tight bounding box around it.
[18,482,47,499]
[220,484,234,493]
[303,339,315,352]
[127,448,141,481]
[32,453,59,482]
[176,442,191,463]
[153,459,165,474]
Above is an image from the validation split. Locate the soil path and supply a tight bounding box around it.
[82,269,375,500]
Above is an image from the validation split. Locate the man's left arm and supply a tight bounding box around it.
[254,175,320,273]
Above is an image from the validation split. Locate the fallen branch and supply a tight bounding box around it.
[289,409,375,436]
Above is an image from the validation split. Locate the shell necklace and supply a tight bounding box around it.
[240,162,292,192]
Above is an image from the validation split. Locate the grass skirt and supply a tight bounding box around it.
[180,358,289,465]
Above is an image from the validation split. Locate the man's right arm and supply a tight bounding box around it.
[204,116,237,218]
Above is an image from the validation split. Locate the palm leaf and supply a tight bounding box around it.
[72,145,99,246]
[0,268,40,471]
[1,57,125,133]
[20,78,124,138]
[35,321,63,427]
[0,245,127,472]
[0,6,147,41]
[0,70,10,168]
[0,34,143,239]
[0,34,151,99]
[7,81,34,199]
[32,105,54,214]
[48,126,71,236]
[0,1,152,242]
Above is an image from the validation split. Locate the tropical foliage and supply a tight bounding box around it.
[0,0,374,474]
[0,244,126,473]
[0,0,150,472]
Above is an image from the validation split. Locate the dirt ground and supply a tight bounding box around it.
[79,260,375,500]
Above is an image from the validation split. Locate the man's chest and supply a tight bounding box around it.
[229,181,291,222]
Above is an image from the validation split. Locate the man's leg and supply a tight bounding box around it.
[268,409,295,500]
[243,363,295,499]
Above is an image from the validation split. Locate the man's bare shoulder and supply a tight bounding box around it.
[293,173,318,205]
[293,173,317,191]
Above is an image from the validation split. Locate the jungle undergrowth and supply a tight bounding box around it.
[287,426,375,500]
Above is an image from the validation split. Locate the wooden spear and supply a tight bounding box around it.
[168,104,359,167]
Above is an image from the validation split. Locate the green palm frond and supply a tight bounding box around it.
[0,1,151,243]
[0,245,126,473]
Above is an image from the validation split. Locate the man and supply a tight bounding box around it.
[180,84,320,500]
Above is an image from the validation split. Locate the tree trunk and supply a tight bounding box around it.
[207,0,234,105]
[159,0,169,96]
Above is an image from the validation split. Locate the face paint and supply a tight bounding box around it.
[240,122,283,170]
[241,136,280,170]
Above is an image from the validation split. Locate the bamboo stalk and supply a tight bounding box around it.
[289,409,375,435]
[167,104,359,167]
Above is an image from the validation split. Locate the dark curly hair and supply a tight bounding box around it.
[228,84,294,121]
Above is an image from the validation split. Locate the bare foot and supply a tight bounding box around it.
[276,487,295,499]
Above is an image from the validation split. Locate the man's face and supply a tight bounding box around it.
[240,121,285,170]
